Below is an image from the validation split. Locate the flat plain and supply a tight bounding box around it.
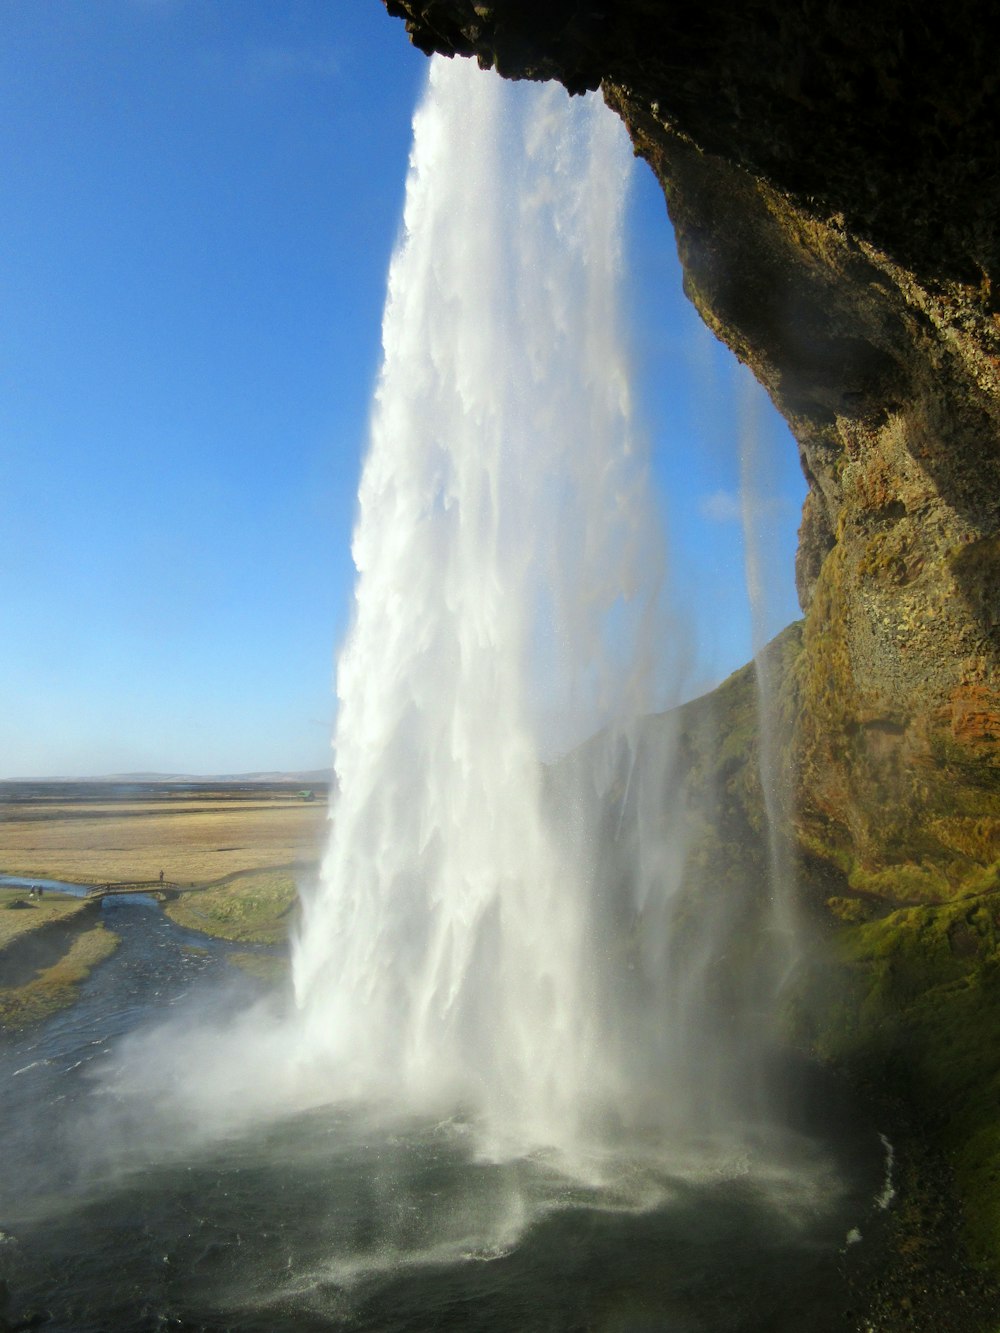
[0,781,328,886]
[0,781,329,1026]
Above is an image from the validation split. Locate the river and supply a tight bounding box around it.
[0,894,895,1332]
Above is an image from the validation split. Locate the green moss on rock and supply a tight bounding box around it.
[804,895,1000,1269]
[693,624,1000,1277]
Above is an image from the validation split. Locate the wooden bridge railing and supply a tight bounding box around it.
[86,880,179,899]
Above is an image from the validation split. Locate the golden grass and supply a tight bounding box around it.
[165,870,298,945]
[0,887,93,950]
[0,788,320,1018]
[0,925,119,1029]
[0,794,327,885]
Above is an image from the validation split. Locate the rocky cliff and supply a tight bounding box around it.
[382,0,1000,904]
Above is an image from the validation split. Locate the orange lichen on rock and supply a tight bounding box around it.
[949,684,1000,747]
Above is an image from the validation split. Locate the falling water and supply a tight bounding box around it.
[293,56,661,1153]
[291,56,801,1163]
[737,370,802,976]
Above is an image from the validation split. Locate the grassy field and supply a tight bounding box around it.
[0,782,328,885]
[0,782,327,1026]
[0,886,94,949]
[0,924,119,1029]
[165,870,299,945]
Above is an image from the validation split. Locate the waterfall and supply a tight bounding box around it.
[292,57,661,1152]
[737,369,802,980]
[13,62,865,1330]
[43,72,846,1318]
[291,55,800,1162]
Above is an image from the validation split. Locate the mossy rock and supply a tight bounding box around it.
[825,894,872,924]
[799,893,1000,1270]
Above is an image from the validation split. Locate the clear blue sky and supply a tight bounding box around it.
[0,0,804,779]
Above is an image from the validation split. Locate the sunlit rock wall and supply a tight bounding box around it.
[383,0,1000,899]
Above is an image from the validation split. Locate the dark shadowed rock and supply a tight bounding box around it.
[382,0,1000,901]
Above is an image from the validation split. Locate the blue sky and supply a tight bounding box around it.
[0,0,804,779]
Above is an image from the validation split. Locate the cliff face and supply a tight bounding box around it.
[383,0,1000,899]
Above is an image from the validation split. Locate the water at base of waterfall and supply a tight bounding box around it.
[0,904,887,1333]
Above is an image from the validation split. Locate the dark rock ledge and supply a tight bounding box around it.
[381,1,1000,1320]
[383,0,999,897]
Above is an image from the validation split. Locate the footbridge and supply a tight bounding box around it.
[85,879,181,901]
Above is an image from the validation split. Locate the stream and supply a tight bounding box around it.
[0,897,889,1332]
